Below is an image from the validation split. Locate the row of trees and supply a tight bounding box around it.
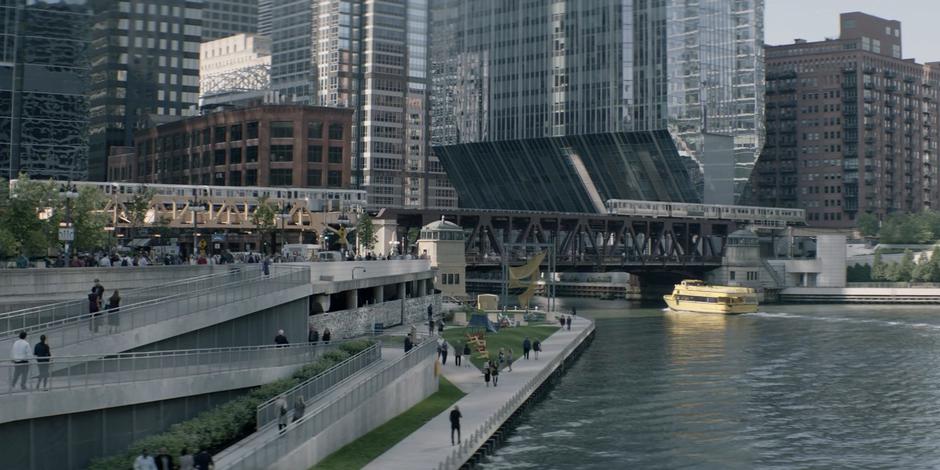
[854,248,940,283]
[0,176,110,259]
[857,211,940,244]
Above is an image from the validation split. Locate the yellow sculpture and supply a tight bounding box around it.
[508,251,546,307]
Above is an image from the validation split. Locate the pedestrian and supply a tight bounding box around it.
[566,315,572,330]
[292,396,306,422]
[262,256,271,276]
[533,339,541,359]
[438,318,445,333]
[507,348,514,372]
[154,447,173,470]
[88,289,101,332]
[277,397,289,432]
[498,348,505,369]
[34,334,51,391]
[483,362,491,387]
[454,342,463,367]
[322,328,331,344]
[410,324,417,340]
[463,342,471,367]
[193,448,213,470]
[133,449,157,470]
[404,334,414,353]
[308,325,319,344]
[428,318,435,336]
[559,314,566,327]
[106,290,121,333]
[178,448,194,470]
[427,303,433,323]
[522,336,531,360]
[491,359,500,386]
[10,331,30,391]
[275,329,289,346]
[450,405,462,445]
[440,341,448,365]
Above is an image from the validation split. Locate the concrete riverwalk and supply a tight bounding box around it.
[364,315,594,470]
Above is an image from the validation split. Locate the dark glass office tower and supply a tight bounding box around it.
[202,0,259,41]
[0,0,91,181]
[87,0,202,181]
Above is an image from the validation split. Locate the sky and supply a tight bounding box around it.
[765,0,940,62]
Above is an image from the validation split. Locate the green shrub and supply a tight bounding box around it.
[88,340,374,470]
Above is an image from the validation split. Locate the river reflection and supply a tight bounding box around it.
[482,303,940,470]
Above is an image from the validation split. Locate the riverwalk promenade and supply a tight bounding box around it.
[364,315,594,470]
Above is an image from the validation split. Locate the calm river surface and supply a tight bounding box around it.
[482,303,940,469]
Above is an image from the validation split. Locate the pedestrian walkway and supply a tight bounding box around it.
[214,347,406,468]
[363,315,592,470]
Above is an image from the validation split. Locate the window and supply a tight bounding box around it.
[270,145,294,162]
[270,169,293,186]
[271,121,294,138]
[214,149,226,166]
[730,271,736,281]
[328,146,343,163]
[307,145,322,162]
[229,171,242,186]
[246,169,257,186]
[230,147,242,163]
[246,146,258,163]
[246,121,258,139]
[327,170,342,187]
[201,151,210,167]
[328,123,344,140]
[214,126,226,143]
[308,121,323,139]
[230,124,242,141]
[214,172,225,186]
[306,169,322,187]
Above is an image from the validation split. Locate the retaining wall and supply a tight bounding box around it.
[308,294,441,338]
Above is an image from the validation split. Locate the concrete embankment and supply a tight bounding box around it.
[364,315,595,470]
[781,287,940,303]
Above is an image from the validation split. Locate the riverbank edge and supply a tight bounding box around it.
[456,322,596,469]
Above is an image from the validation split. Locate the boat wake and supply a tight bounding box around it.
[746,311,940,331]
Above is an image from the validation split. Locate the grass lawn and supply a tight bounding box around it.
[312,376,465,470]
[441,324,559,370]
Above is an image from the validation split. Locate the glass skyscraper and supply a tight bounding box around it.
[0,0,91,181]
[431,0,765,201]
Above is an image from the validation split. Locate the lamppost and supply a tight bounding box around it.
[277,203,292,256]
[59,181,79,260]
[189,199,206,257]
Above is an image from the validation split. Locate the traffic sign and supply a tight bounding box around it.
[199,238,208,250]
[58,227,74,241]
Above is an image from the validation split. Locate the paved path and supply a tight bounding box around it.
[214,347,404,467]
[363,315,592,470]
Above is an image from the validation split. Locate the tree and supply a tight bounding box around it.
[898,249,915,282]
[857,212,880,237]
[356,213,377,252]
[126,185,155,239]
[884,261,902,282]
[871,251,886,281]
[847,263,872,282]
[913,255,934,282]
[2,175,62,257]
[72,186,110,253]
[250,196,277,254]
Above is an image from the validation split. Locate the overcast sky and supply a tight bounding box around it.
[765,0,940,63]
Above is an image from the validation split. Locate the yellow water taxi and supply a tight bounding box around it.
[663,279,758,315]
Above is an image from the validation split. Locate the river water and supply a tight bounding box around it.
[482,303,940,469]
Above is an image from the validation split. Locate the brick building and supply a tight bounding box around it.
[109,105,353,189]
[751,12,940,227]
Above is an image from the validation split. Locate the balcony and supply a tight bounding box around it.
[864,66,877,74]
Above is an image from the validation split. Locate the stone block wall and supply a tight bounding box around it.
[309,294,441,339]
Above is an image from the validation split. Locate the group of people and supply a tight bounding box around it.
[88,278,122,333]
[274,326,332,346]
[558,314,573,330]
[133,447,213,470]
[521,336,542,360]
[9,331,51,392]
[275,395,308,433]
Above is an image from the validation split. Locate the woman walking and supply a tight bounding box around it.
[463,343,472,367]
[34,335,51,391]
[483,362,491,387]
[106,290,121,333]
[533,339,541,359]
[491,360,500,387]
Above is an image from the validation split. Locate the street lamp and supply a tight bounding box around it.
[59,181,79,260]
[190,200,206,257]
[277,203,293,255]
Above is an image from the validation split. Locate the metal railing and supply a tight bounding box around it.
[255,343,382,429]
[437,320,594,470]
[0,267,264,334]
[0,266,310,352]
[225,338,438,470]
[846,282,940,288]
[0,340,348,395]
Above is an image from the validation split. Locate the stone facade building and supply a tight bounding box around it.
[108,105,353,189]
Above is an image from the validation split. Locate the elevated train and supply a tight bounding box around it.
[605,199,805,228]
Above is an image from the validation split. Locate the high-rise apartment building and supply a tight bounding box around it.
[751,12,940,227]
[0,0,92,181]
[202,0,259,41]
[430,0,765,201]
[87,0,203,181]
[268,0,436,208]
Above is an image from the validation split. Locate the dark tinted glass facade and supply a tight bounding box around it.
[434,131,699,213]
[1,0,91,181]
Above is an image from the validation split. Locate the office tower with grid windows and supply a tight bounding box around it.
[751,12,940,227]
[268,0,433,208]
[430,0,765,202]
[202,0,259,41]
